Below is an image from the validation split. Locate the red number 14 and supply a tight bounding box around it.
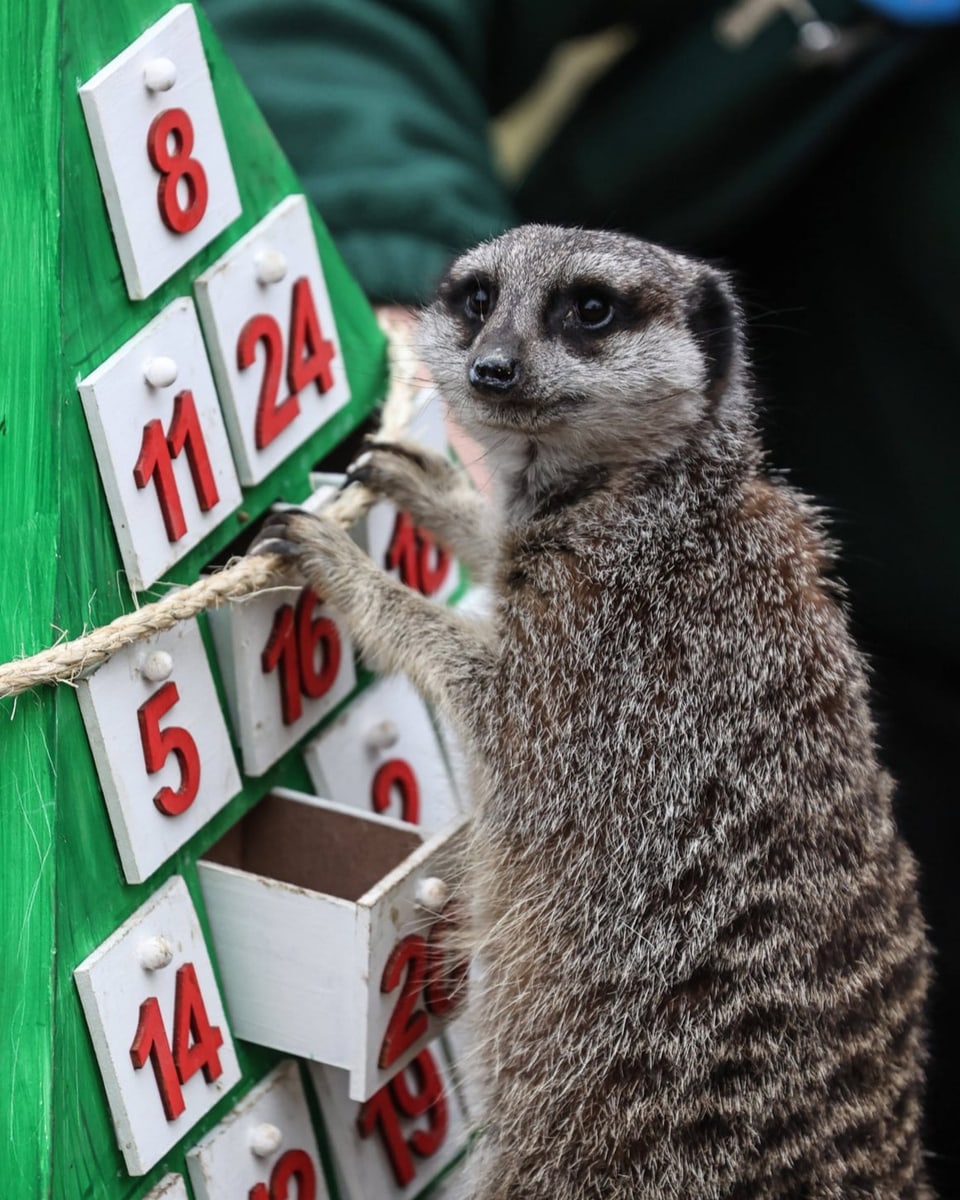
[129,962,224,1121]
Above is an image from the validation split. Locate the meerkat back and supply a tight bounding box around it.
[417,226,933,1200]
[252,224,932,1199]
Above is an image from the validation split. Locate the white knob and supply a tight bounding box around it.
[255,249,288,285]
[797,20,838,53]
[140,650,174,682]
[143,57,178,92]
[249,1122,284,1157]
[144,356,178,388]
[138,936,174,971]
[365,719,399,752]
[415,876,450,912]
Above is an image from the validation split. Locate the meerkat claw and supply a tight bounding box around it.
[247,509,312,557]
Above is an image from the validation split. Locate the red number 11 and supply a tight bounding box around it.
[133,389,220,542]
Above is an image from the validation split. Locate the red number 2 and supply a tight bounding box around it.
[238,277,337,451]
[371,759,420,824]
[137,681,201,816]
[130,962,224,1121]
[357,1048,448,1187]
[146,107,209,234]
[248,1149,317,1200]
[133,389,220,542]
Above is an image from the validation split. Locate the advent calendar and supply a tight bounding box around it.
[0,3,472,1197]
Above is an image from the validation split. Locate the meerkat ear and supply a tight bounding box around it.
[685,271,738,401]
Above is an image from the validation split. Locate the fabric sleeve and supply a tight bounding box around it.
[203,0,519,303]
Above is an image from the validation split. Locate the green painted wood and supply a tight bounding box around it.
[1,2,388,1197]
[0,2,62,1196]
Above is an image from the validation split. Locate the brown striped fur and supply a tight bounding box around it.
[253,226,932,1198]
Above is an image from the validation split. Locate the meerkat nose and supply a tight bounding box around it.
[469,351,520,393]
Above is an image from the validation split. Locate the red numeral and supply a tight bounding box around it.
[134,419,184,541]
[288,277,335,396]
[146,107,209,234]
[379,920,467,1071]
[133,389,220,543]
[386,512,451,596]
[425,907,468,1018]
[172,962,224,1087]
[378,935,430,1070]
[261,588,342,725]
[130,996,184,1121]
[130,962,224,1121]
[238,277,336,451]
[238,313,299,450]
[248,1149,317,1200]
[357,1048,448,1187]
[137,681,202,816]
[371,759,420,824]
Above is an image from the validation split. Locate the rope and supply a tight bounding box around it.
[0,312,420,701]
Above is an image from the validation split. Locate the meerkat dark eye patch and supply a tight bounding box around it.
[685,274,736,401]
[440,274,498,325]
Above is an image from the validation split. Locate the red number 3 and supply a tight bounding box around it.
[146,107,209,234]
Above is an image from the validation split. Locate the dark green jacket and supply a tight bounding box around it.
[201,0,960,659]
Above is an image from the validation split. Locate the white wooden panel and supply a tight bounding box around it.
[197,790,468,1100]
[302,674,462,831]
[198,846,357,1066]
[359,395,460,605]
[74,876,242,1175]
[79,4,241,299]
[194,195,351,485]
[76,615,241,884]
[355,814,469,1101]
[143,1175,189,1200]
[187,1061,328,1200]
[207,578,357,777]
[78,296,242,591]
[309,1040,468,1200]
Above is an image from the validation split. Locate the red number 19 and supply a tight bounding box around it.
[357,1048,448,1187]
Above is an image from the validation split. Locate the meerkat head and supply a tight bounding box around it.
[419,225,746,506]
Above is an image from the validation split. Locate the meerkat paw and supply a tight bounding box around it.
[248,508,366,592]
[345,438,462,510]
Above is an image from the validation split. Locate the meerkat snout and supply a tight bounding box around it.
[468,347,521,393]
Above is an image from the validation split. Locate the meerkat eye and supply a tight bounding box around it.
[464,281,494,322]
[572,292,614,330]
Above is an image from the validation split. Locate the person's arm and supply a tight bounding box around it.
[203,0,518,303]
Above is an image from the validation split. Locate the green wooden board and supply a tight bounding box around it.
[0,2,403,1196]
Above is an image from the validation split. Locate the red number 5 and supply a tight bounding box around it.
[137,680,201,816]
[146,107,209,234]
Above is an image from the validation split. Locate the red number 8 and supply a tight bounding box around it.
[146,107,209,234]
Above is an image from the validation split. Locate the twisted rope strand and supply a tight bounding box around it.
[0,313,419,701]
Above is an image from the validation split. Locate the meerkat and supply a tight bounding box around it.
[252,225,932,1199]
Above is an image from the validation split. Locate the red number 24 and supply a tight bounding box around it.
[237,277,336,451]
